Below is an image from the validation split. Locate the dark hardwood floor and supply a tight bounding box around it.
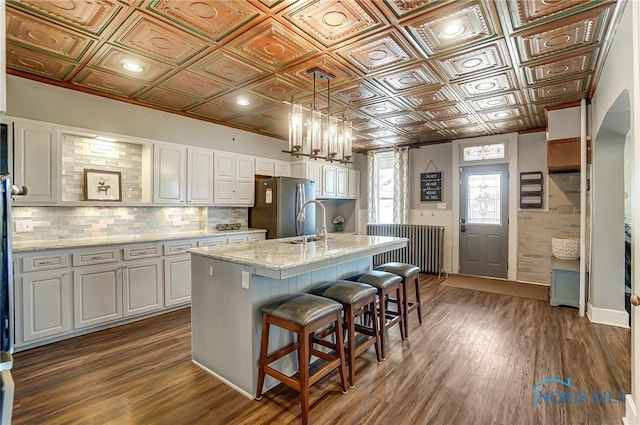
[11,275,630,425]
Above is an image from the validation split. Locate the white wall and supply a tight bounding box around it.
[6,75,290,159]
[547,107,581,140]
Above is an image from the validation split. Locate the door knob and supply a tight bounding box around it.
[631,294,640,307]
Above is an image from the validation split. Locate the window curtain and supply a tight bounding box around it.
[367,150,377,224]
[393,147,409,224]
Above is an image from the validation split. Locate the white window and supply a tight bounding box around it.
[462,142,506,162]
[376,151,394,223]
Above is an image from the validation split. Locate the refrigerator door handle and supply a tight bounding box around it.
[295,183,305,236]
[3,179,13,355]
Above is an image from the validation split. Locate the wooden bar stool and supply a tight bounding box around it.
[255,293,348,425]
[375,262,422,338]
[310,280,381,388]
[345,270,404,360]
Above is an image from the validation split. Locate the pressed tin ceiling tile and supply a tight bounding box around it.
[479,106,525,122]
[136,87,201,110]
[337,30,417,74]
[528,77,589,103]
[375,63,441,93]
[71,68,148,97]
[147,0,261,42]
[284,0,385,47]
[87,44,174,83]
[190,51,264,86]
[225,18,318,70]
[112,12,209,65]
[245,75,307,102]
[282,54,360,88]
[434,41,509,81]
[402,0,499,56]
[160,71,229,99]
[6,8,96,61]
[6,42,77,80]
[8,0,123,35]
[455,71,516,98]
[189,101,240,121]
[360,100,404,117]
[332,81,385,104]
[468,92,521,112]
[506,0,604,30]
[379,0,450,20]
[522,49,596,85]
[512,5,612,63]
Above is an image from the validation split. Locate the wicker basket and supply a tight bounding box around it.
[552,237,580,260]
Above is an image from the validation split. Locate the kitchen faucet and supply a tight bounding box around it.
[297,200,327,240]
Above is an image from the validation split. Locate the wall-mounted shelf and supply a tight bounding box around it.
[520,171,543,209]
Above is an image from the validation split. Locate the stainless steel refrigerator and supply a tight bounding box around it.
[249,176,316,239]
[0,123,15,425]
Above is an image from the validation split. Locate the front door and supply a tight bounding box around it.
[459,164,509,278]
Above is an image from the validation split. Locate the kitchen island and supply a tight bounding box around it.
[189,233,407,398]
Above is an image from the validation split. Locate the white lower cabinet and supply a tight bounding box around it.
[73,264,123,329]
[20,269,72,342]
[123,258,163,317]
[164,255,191,307]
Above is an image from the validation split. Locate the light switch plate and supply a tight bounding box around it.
[437,203,447,209]
[172,217,181,226]
[16,220,33,233]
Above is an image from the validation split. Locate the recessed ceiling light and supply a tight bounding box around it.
[441,23,464,38]
[95,136,117,142]
[236,98,250,106]
[121,61,144,73]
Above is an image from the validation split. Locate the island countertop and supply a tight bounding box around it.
[189,233,408,279]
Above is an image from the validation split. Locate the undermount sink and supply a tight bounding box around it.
[281,236,325,244]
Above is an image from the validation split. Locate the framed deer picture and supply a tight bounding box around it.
[83,169,122,201]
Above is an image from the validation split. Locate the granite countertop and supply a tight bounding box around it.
[12,228,267,252]
[189,233,408,278]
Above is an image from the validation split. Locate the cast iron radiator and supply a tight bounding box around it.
[366,224,445,276]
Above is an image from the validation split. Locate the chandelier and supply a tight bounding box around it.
[284,67,352,164]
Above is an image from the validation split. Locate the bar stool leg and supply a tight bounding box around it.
[377,289,387,360]
[299,329,310,425]
[370,299,382,364]
[255,312,269,400]
[402,278,410,338]
[335,316,348,394]
[396,286,406,342]
[414,274,423,325]
[345,304,356,388]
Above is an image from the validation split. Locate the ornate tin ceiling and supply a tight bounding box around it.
[5,0,621,151]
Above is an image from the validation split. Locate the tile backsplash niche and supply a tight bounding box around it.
[517,173,581,284]
[12,133,249,243]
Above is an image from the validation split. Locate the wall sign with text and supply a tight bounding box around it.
[420,172,442,202]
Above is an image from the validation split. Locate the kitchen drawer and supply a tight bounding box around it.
[197,238,227,248]
[123,245,161,260]
[72,249,120,266]
[21,253,70,272]
[227,235,248,244]
[247,234,265,242]
[163,241,196,256]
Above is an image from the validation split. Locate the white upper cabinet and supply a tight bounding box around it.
[336,167,348,198]
[255,157,275,176]
[214,152,254,206]
[274,160,291,177]
[154,144,186,204]
[187,147,214,205]
[348,168,360,199]
[13,120,59,204]
[322,165,337,198]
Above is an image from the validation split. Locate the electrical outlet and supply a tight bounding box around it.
[16,220,33,233]
[172,217,181,226]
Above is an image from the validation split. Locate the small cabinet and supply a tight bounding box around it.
[547,137,580,173]
[20,269,72,342]
[255,158,275,176]
[214,152,255,206]
[123,258,163,317]
[275,160,291,177]
[73,264,123,328]
[164,255,191,307]
[322,165,337,197]
[550,258,580,308]
[154,144,186,204]
[336,167,348,198]
[13,120,60,204]
[348,169,359,198]
[187,147,214,205]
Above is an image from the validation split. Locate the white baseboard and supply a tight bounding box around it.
[625,394,638,425]
[586,302,630,328]
[192,360,254,400]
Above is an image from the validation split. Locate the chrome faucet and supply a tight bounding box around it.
[296,200,327,240]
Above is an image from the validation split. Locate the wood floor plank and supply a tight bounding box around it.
[11,275,630,425]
